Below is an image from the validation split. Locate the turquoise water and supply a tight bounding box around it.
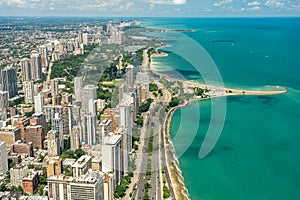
[144,18,300,199]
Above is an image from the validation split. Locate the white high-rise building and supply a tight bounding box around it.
[34,93,44,113]
[83,33,89,45]
[81,85,97,114]
[99,119,112,144]
[20,58,31,81]
[30,53,43,80]
[74,77,82,101]
[0,141,8,175]
[102,134,123,186]
[84,114,97,145]
[23,80,34,104]
[119,101,132,173]
[52,113,64,150]
[126,65,134,92]
[48,170,104,200]
[88,100,97,115]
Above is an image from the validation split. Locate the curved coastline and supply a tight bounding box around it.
[150,52,288,200]
[163,100,191,200]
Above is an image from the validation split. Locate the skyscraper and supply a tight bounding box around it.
[0,90,8,109]
[39,45,48,69]
[20,58,31,81]
[73,77,82,101]
[119,101,133,173]
[83,33,89,45]
[0,141,8,175]
[84,114,97,145]
[0,67,18,98]
[70,126,80,150]
[30,53,43,80]
[34,93,44,113]
[81,85,97,114]
[102,134,123,186]
[23,81,34,104]
[51,79,59,98]
[126,65,135,92]
[52,113,64,150]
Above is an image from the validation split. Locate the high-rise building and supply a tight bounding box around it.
[52,113,64,150]
[0,141,8,175]
[102,134,123,186]
[48,170,104,200]
[0,90,8,109]
[30,53,43,80]
[81,85,97,114]
[103,173,114,200]
[51,79,59,98]
[39,45,48,69]
[99,119,112,144]
[82,33,89,45]
[78,32,83,44]
[10,164,28,187]
[23,81,34,104]
[0,67,18,99]
[20,58,31,81]
[119,102,132,173]
[73,77,82,101]
[47,130,60,157]
[70,126,80,151]
[34,93,44,113]
[44,105,72,136]
[84,114,97,145]
[126,65,135,92]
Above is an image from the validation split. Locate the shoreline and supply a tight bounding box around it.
[150,51,288,200]
[163,100,191,200]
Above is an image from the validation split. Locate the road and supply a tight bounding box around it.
[132,104,162,200]
[149,107,163,200]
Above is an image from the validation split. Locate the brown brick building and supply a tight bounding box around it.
[22,171,39,194]
[10,141,34,157]
[24,125,45,149]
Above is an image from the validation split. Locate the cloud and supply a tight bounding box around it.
[247,1,261,6]
[145,0,187,5]
[213,0,232,7]
[265,0,285,8]
[248,6,261,10]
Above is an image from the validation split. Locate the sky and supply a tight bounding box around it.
[0,0,299,17]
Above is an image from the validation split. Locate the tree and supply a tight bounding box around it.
[39,174,47,185]
[149,83,158,92]
[168,97,179,108]
[9,162,16,169]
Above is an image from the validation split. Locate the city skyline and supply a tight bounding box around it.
[0,0,299,17]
